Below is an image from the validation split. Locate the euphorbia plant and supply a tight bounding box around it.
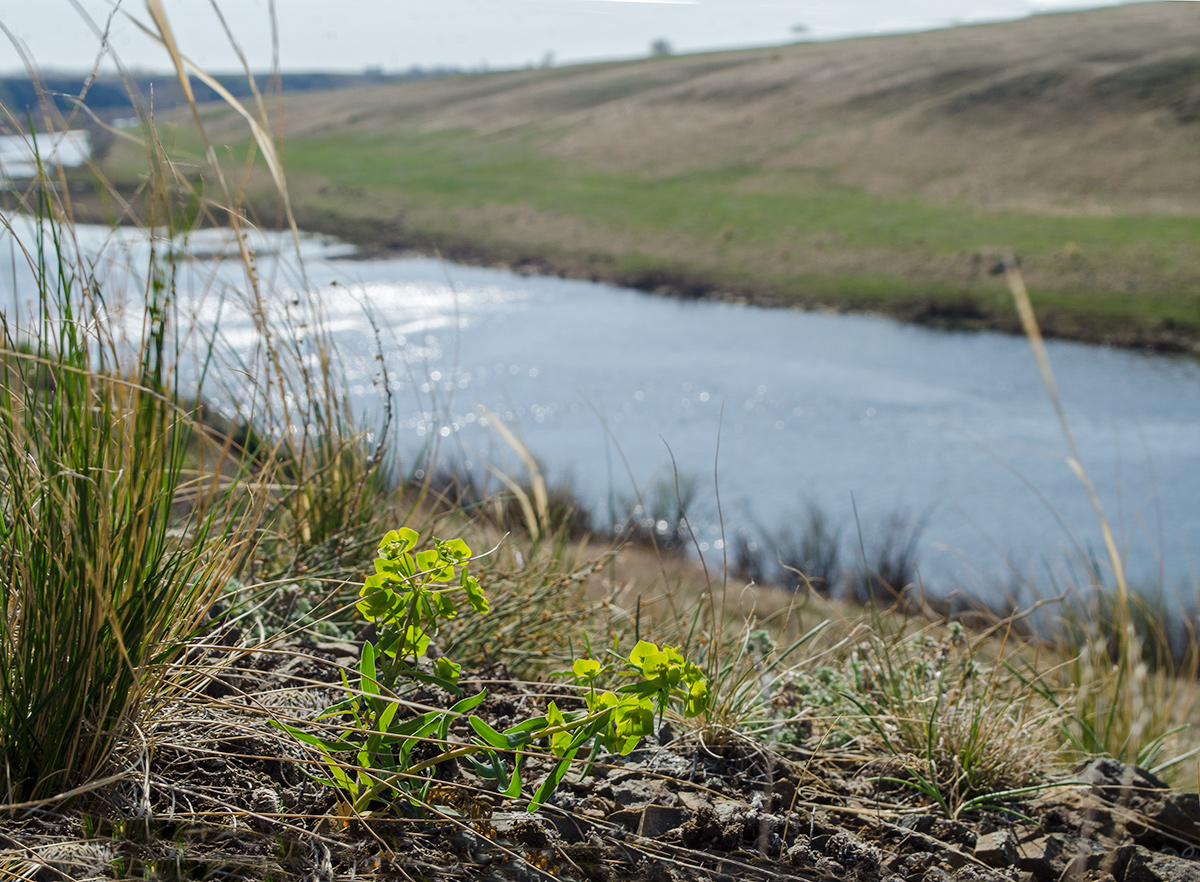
[354,527,486,695]
[277,529,709,816]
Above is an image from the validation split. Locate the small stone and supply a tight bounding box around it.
[678,791,713,815]
[974,830,1019,868]
[899,814,936,835]
[608,809,642,831]
[1138,791,1200,846]
[1121,846,1200,882]
[611,778,674,808]
[1018,833,1105,882]
[712,798,743,825]
[1076,758,1168,805]
[311,639,360,658]
[1017,835,1065,882]
[638,805,687,838]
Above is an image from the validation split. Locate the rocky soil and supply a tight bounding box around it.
[5,640,1199,881]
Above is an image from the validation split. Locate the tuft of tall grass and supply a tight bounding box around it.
[0,0,374,805]
[0,198,255,803]
[832,616,1060,818]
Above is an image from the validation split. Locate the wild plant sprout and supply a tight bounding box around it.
[277,528,709,817]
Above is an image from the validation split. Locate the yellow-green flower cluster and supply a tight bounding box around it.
[355,529,487,682]
[566,640,710,755]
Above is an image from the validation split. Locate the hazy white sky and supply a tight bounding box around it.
[0,0,1164,75]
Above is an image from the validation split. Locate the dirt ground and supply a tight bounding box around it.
[8,637,1200,882]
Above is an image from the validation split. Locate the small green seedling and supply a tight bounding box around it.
[277,529,709,817]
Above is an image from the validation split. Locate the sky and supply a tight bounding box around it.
[0,0,1167,75]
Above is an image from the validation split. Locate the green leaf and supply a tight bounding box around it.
[628,640,663,672]
[380,528,420,557]
[315,693,357,721]
[357,744,374,770]
[504,753,523,799]
[544,701,574,757]
[407,667,465,696]
[529,754,576,812]
[416,549,454,581]
[269,720,359,753]
[439,537,472,562]
[357,578,395,622]
[377,700,401,733]
[586,690,620,722]
[388,711,443,739]
[565,720,602,753]
[682,677,710,717]
[504,717,548,736]
[377,628,402,659]
[468,754,497,780]
[360,642,381,696]
[418,594,437,626]
[448,690,488,716]
[616,680,663,696]
[325,761,356,793]
[611,697,654,754]
[357,643,386,720]
[462,572,488,614]
[400,624,431,659]
[433,591,458,619]
[503,716,547,748]
[466,750,512,792]
[435,656,462,684]
[469,716,509,749]
[439,690,488,740]
[572,658,601,682]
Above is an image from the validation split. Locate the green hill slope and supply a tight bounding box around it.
[116,2,1200,350]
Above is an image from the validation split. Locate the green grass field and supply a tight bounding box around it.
[257,128,1198,347]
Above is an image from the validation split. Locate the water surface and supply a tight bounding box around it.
[4,220,1197,599]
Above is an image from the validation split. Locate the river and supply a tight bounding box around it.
[6,221,1199,602]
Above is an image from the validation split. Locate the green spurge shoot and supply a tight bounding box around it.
[277,529,709,816]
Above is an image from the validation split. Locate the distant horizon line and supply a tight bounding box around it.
[0,5,1105,81]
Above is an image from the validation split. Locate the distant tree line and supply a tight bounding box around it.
[0,67,463,135]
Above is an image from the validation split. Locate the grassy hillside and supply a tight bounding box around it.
[110,2,1200,350]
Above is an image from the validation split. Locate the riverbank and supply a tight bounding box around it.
[291,202,1200,355]
[64,182,1200,355]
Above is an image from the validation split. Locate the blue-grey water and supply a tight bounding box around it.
[4,220,1198,600]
